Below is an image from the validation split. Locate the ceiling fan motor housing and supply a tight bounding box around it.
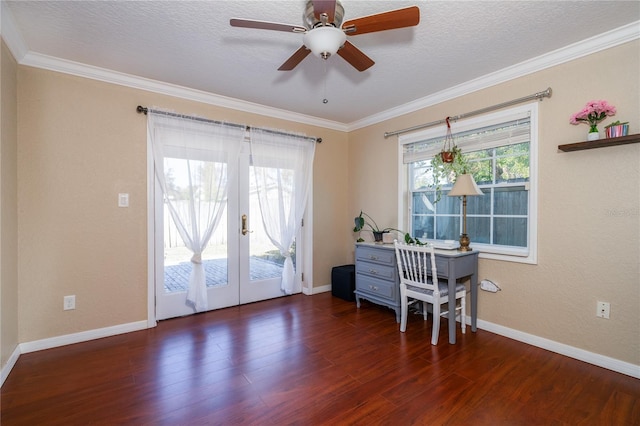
[303,0,345,29]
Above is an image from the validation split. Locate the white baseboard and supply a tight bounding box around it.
[1,320,150,389]
[19,320,149,354]
[303,284,331,295]
[1,345,21,387]
[474,317,640,379]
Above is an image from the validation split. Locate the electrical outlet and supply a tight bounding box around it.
[596,301,610,319]
[64,295,76,311]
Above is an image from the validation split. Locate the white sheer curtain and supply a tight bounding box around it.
[249,128,315,295]
[148,112,245,311]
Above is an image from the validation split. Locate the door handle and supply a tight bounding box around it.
[241,214,253,235]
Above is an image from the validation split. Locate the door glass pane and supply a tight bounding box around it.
[162,157,229,294]
[248,166,286,282]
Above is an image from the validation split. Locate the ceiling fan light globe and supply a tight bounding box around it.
[303,27,346,59]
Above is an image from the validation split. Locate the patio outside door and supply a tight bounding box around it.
[155,141,297,320]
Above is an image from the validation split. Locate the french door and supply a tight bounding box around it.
[154,141,300,320]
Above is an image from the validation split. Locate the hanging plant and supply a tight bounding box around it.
[430,145,469,203]
[440,117,456,163]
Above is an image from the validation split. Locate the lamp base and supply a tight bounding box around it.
[457,233,472,252]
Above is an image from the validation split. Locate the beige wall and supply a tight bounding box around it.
[348,40,640,365]
[16,65,350,342]
[1,40,19,370]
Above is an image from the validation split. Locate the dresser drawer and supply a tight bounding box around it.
[356,274,395,299]
[356,245,395,267]
[356,261,395,281]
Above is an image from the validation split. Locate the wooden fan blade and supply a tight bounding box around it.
[342,6,420,35]
[337,41,374,72]
[312,0,336,22]
[230,18,306,33]
[278,46,311,71]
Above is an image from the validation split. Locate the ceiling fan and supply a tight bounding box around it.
[230,0,420,72]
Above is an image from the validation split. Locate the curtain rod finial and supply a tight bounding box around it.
[136,105,148,115]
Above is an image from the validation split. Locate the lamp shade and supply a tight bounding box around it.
[303,26,346,58]
[447,174,483,197]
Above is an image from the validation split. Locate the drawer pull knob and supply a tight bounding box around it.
[368,255,379,260]
[368,285,379,291]
[369,269,378,274]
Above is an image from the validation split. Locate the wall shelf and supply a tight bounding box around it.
[558,134,640,152]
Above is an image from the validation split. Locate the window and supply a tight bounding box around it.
[399,103,538,264]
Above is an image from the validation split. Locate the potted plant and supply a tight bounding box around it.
[569,99,616,141]
[353,211,395,242]
[353,211,426,245]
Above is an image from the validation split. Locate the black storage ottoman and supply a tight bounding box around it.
[331,264,355,302]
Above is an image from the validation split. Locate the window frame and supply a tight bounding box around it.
[398,103,538,264]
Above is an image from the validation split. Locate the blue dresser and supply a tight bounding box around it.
[354,243,401,322]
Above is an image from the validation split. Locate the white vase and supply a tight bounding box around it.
[587,131,600,141]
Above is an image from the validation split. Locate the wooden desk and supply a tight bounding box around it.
[355,243,479,344]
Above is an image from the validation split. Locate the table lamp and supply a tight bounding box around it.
[447,174,483,251]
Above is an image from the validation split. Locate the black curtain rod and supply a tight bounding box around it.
[136,106,321,143]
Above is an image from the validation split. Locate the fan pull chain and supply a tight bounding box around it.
[322,61,328,104]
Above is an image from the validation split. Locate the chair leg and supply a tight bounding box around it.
[422,301,428,321]
[400,292,408,333]
[431,302,440,345]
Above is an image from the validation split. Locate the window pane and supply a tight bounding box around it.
[468,158,493,185]
[411,163,432,190]
[494,217,527,247]
[435,216,459,240]
[412,191,435,214]
[496,142,528,156]
[494,186,528,215]
[496,153,529,183]
[467,188,491,215]
[412,215,433,239]
[436,193,460,215]
[467,217,490,244]
[465,149,492,162]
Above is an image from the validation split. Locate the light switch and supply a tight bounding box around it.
[118,193,129,207]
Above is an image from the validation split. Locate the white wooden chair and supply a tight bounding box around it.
[394,241,466,345]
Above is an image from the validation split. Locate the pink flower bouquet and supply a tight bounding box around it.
[569,100,616,133]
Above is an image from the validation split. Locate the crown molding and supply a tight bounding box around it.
[347,20,640,132]
[19,52,348,132]
[1,1,28,62]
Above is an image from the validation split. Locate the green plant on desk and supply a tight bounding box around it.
[353,210,425,245]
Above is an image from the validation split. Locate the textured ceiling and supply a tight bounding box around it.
[4,1,640,126]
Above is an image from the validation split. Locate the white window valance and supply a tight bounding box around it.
[401,109,531,164]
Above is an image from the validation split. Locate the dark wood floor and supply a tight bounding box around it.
[2,293,639,425]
